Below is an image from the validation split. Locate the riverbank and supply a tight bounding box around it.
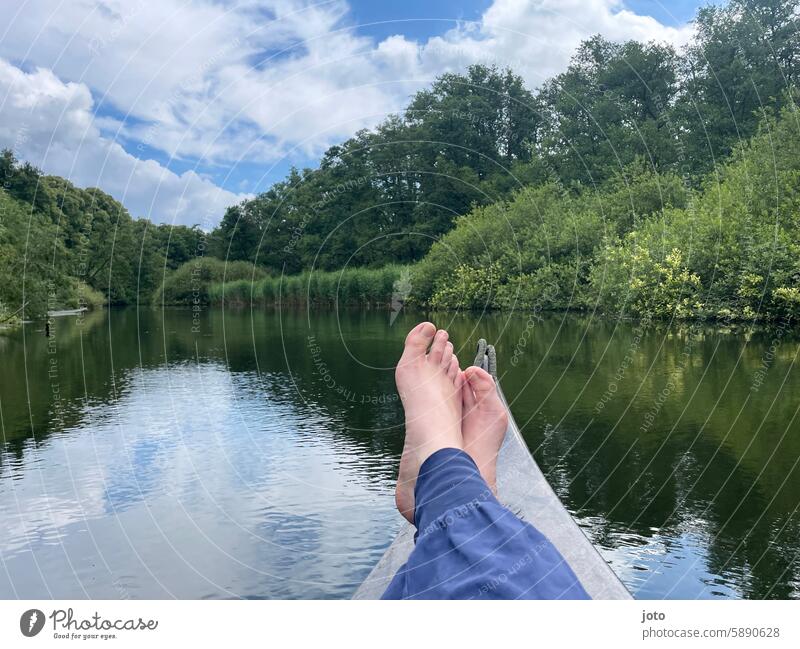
[145,107,800,327]
[207,266,407,309]
[1,301,101,331]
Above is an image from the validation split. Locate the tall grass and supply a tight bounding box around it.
[209,266,406,308]
[153,258,264,306]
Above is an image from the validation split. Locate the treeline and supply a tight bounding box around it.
[413,106,800,321]
[3,0,799,323]
[204,104,800,322]
[210,0,800,274]
[0,150,204,322]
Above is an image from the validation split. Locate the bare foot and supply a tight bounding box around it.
[395,323,464,523]
[461,366,508,493]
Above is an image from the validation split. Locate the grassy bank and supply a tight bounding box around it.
[208,266,407,307]
[153,257,265,306]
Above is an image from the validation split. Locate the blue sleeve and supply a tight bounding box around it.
[381,447,590,600]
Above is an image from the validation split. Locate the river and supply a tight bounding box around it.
[1,307,798,599]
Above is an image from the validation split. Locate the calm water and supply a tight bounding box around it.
[1,307,799,599]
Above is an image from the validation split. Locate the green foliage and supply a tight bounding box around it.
[208,266,406,308]
[676,0,800,174]
[153,258,264,306]
[772,287,800,320]
[595,161,689,235]
[210,64,542,272]
[209,1,800,274]
[208,279,254,307]
[536,36,680,186]
[4,1,800,328]
[413,103,800,323]
[412,181,605,310]
[494,260,590,311]
[0,187,66,321]
[589,106,800,321]
[430,263,502,310]
[71,281,107,310]
[1,149,206,320]
[591,241,703,319]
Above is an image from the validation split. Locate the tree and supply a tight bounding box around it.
[406,64,539,175]
[209,65,540,272]
[677,0,800,174]
[0,149,52,212]
[536,36,679,186]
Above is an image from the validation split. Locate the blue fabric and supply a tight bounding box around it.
[381,447,590,600]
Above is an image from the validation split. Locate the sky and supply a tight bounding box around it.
[0,0,714,228]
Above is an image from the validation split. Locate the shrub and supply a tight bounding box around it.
[430,263,501,310]
[495,260,589,311]
[72,281,106,310]
[591,235,703,319]
[153,258,264,305]
[411,182,604,308]
[772,287,800,321]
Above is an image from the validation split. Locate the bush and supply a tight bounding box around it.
[429,263,501,310]
[494,260,589,311]
[70,280,106,310]
[595,160,689,235]
[411,182,604,308]
[772,287,800,320]
[153,258,264,306]
[413,106,800,322]
[593,243,703,320]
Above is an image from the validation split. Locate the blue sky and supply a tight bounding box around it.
[0,0,711,226]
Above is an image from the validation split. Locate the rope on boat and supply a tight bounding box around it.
[472,338,497,379]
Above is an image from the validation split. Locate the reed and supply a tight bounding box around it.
[153,258,264,306]
[208,266,406,308]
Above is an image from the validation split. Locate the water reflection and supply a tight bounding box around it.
[0,307,798,599]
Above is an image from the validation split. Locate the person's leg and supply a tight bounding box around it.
[394,322,464,523]
[383,324,589,600]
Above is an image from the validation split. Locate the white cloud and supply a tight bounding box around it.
[0,0,695,226]
[0,58,246,226]
[416,0,694,86]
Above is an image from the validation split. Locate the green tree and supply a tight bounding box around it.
[536,36,679,185]
[677,0,800,174]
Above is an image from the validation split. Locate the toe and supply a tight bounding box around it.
[440,341,454,369]
[447,356,459,382]
[454,367,465,392]
[428,329,449,364]
[461,372,476,410]
[399,322,435,365]
[464,366,496,401]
